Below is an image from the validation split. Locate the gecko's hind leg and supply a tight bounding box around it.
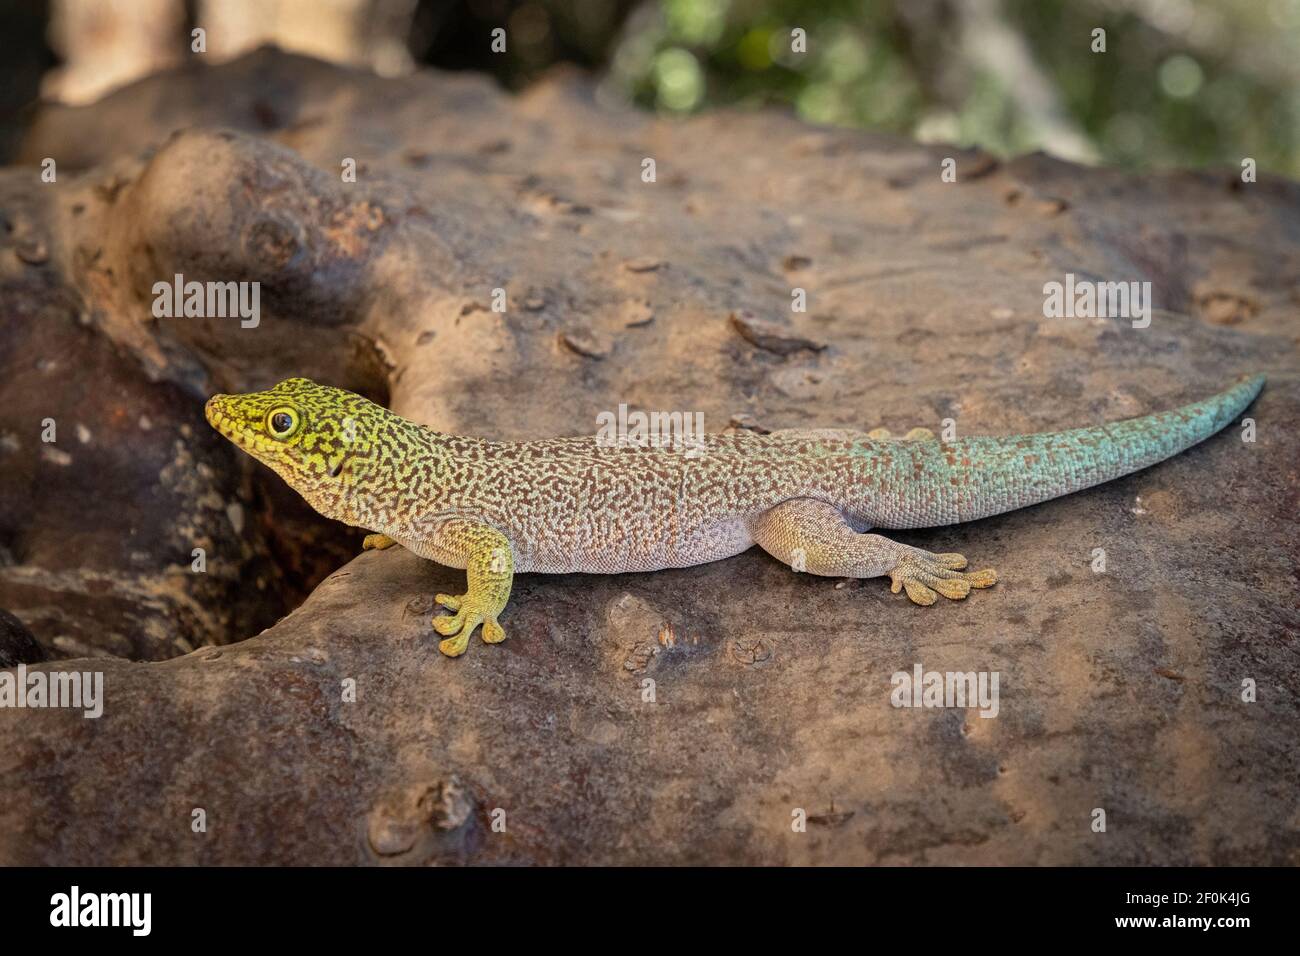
[749,498,996,606]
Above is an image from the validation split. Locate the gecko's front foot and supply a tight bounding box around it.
[423,521,514,658]
[432,592,507,657]
[887,550,997,606]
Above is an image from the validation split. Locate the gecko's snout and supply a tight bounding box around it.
[205,394,238,436]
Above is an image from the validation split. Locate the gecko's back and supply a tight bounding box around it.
[414,374,1261,570]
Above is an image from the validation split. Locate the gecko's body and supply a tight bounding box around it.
[206,374,1264,656]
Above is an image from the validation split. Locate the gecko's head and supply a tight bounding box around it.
[205,377,389,519]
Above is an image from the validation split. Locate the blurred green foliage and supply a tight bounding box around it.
[592,0,1300,175]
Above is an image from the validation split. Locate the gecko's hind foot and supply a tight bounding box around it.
[363,533,397,551]
[432,593,507,656]
[888,550,997,606]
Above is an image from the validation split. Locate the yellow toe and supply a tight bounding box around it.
[903,579,938,606]
[433,614,463,636]
[932,577,971,599]
[438,634,469,657]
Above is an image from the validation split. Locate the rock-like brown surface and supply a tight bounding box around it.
[0,48,1296,864]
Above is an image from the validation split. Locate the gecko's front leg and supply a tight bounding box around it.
[429,521,514,657]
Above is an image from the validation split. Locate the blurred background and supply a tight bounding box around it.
[1,0,1297,174]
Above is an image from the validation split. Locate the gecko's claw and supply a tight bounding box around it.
[888,551,997,606]
[363,533,397,551]
[432,594,507,655]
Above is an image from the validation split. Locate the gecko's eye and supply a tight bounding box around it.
[266,407,300,439]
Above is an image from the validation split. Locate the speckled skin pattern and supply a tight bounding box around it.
[206,374,1264,656]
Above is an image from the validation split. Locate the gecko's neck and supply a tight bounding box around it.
[308,417,468,530]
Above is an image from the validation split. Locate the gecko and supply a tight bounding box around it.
[205,373,1264,657]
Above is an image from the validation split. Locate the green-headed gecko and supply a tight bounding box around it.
[206,374,1263,656]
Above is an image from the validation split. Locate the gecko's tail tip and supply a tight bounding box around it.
[1217,374,1265,423]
